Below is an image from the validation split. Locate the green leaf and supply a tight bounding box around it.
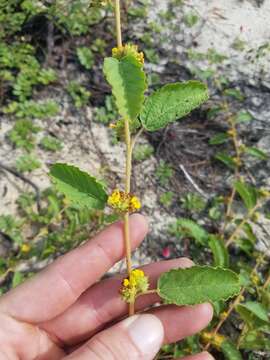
[12,271,24,288]
[235,110,253,123]
[239,330,270,351]
[209,132,229,145]
[175,218,209,245]
[234,180,257,210]
[224,88,244,101]
[103,55,146,120]
[140,81,209,131]
[77,47,94,70]
[209,235,229,267]
[236,302,270,330]
[157,266,241,306]
[215,152,236,169]
[221,340,243,360]
[50,163,108,210]
[245,147,268,160]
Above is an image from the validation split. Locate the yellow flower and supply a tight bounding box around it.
[112,44,144,65]
[107,189,121,207]
[121,269,149,303]
[201,332,225,349]
[107,189,142,213]
[130,196,141,211]
[21,243,31,253]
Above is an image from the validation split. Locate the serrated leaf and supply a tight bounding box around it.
[103,55,146,120]
[236,302,270,331]
[234,180,257,210]
[209,132,229,145]
[215,152,236,169]
[175,218,209,245]
[221,340,243,360]
[245,147,268,160]
[50,163,107,210]
[140,81,209,131]
[209,235,229,267]
[157,266,241,306]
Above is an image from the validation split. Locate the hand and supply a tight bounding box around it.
[0,214,214,360]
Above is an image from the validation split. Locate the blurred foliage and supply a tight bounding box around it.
[0,1,270,359]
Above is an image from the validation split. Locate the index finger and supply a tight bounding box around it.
[0,214,148,323]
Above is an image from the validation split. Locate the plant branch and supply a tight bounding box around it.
[114,0,134,316]
[114,0,122,47]
[225,203,260,247]
[203,254,266,351]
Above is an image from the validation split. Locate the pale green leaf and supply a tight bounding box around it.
[140,81,209,131]
[209,235,229,267]
[215,152,236,169]
[245,147,268,160]
[239,330,270,351]
[157,266,241,306]
[50,163,108,210]
[234,180,257,210]
[209,132,229,145]
[175,218,209,245]
[103,55,146,120]
[221,340,243,360]
[236,302,270,330]
[235,110,253,123]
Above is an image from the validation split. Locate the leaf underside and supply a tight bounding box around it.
[140,81,209,131]
[158,265,241,306]
[103,55,146,120]
[209,235,230,268]
[50,163,108,210]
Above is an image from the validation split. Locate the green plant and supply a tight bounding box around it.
[133,144,154,161]
[8,119,41,151]
[159,191,174,207]
[15,154,41,173]
[155,160,174,186]
[40,135,62,152]
[181,193,206,213]
[49,0,240,323]
[67,81,91,108]
[77,46,94,69]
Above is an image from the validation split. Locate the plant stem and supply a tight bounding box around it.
[203,254,266,351]
[225,203,260,247]
[124,117,134,316]
[114,0,122,47]
[114,0,134,316]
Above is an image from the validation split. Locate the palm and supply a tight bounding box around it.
[0,215,212,360]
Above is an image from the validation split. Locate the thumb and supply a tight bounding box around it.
[66,314,164,360]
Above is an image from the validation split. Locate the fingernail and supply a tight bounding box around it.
[123,314,164,356]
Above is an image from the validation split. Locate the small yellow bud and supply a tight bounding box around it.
[220,311,228,320]
[21,243,31,253]
[227,129,236,137]
[109,123,116,129]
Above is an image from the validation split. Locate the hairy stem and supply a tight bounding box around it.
[114,0,122,47]
[114,0,134,316]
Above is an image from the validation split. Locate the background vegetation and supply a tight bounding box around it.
[0,1,269,359]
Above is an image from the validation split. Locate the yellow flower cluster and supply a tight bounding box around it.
[201,332,225,349]
[121,269,149,303]
[107,189,141,213]
[112,44,144,65]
